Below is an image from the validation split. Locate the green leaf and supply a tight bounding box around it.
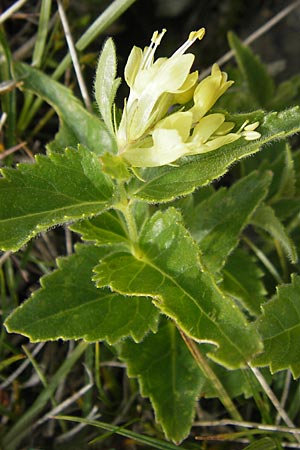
[0,145,114,251]
[71,201,149,246]
[94,208,262,369]
[221,248,266,317]
[294,150,300,195]
[251,204,298,263]
[100,152,131,180]
[242,437,277,450]
[273,197,300,221]
[70,210,128,246]
[271,74,300,110]
[186,171,271,273]
[13,62,115,154]
[120,318,202,443]
[129,107,300,202]
[269,146,299,220]
[95,38,120,139]
[254,274,300,378]
[0,29,16,149]
[4,244,159,343]
[228,31,275,108]
[271,144,296,199]
[262,143,296,201]
[199,358,269,400]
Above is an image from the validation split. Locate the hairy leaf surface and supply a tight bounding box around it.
[251,204,298,263]
[221,249,266,316]
[70,211,128,246]
[95,38,120,139]
[13,62,114,153]
[186,171,271,272]
[0,145,114,250]
[120,319,202,443]
[228,32,275,108]
[5,245,159,343]
[254,274,300,378]
[129,107,300,202]
[94,208,262,368]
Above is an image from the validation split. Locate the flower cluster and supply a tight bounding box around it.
[116,28,260,167]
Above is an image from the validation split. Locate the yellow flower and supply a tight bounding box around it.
[115,28,261,168]
[190,64,234,121]
[117,29,205,152]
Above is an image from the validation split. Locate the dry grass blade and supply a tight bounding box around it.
[201,0,300,77]
[0,0,28,24]
[56,0,92,112]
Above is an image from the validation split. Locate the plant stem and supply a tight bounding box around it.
[115,182,139,246]
[178,328,242,421]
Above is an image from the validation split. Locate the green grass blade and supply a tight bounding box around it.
[55,415,190,449]
[53,0,139,80]
[0,29,16,148]
[32,0,52,68]
[1,342,89,450]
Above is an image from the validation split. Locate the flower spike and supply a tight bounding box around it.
[101,27,261,167]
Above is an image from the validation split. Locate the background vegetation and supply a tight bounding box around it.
[1,1,300,449]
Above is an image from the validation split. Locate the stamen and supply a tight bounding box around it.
[236,120,249,134]
[142,28,167,70]
[236,120,261,140]
[172,27,205,57]
[244,121,260,131]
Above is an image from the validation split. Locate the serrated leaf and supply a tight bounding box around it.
[221,248,266,317]
[70,211,128,246]
[228,32,275,108]
[254,274,300,378]
[271,74,300,110]
[129,107,300,202]
[251,204,298,263]
[95,38,120,139]
[94,208,262,369]
[13,62,115,154]
[186,171,271,273]
[4,244,159,343]
[120,318,202,443]
[0,145,114,251]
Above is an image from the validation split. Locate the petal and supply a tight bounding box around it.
[242,130,261,140]
[155,111,193,142]
[123,128,189,167]
[133,53,194,100]
[191,113,225,143]
[187,133,240,155]
[173,70,199,104]
[214,121,235,135]
[127,54,194,140]
[192,65,234,120]
[124,46,143,88]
